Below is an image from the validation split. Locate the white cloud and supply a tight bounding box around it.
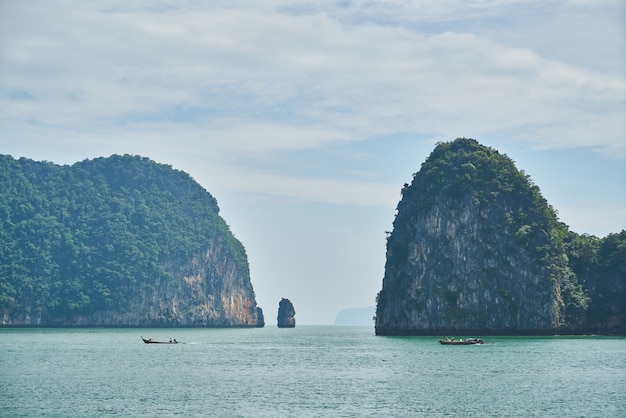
[1,0,624,201]
[196,163,400,208]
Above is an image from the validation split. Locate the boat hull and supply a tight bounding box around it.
[438,338,483,345]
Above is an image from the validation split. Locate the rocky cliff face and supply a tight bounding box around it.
[277,298,296,328]
[0,154,264,327]
[83,236,264,327]
[375,138,587,336]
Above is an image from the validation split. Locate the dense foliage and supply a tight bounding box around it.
[0,154,250,321]
[565,231,626,331]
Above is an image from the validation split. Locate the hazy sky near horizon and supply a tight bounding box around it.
[1,0,625,325]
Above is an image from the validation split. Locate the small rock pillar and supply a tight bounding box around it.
[277,298,296,328]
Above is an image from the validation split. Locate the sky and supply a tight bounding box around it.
[1,0,625,325]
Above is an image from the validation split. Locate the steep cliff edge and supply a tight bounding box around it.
[0,154,264,327]
[375,138,597,336]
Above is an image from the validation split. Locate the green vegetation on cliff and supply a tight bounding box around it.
[0,154,263,327]
[565,230,626,331]
[376,138,624,335]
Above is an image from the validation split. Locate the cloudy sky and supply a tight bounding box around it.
[1,0,625,325]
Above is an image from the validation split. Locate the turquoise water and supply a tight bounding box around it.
[1,327,625,417]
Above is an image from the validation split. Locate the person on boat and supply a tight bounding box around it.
[170,338,172,343]
[173,338,177,343]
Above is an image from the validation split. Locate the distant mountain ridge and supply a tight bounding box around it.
[0,154,264,327]
[334,306,375,326]
[375,138,625,336]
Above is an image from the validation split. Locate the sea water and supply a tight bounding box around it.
[1,327,625,417]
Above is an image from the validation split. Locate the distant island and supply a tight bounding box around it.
[375,138,625,336]
[0,154,264,327]
[334,306,375,326]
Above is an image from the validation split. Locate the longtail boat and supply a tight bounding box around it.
[438,337,483,345]
[141,336,179,344]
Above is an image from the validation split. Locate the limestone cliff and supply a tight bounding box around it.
[83,235,265,327]
[0,154,264,327]
[375,138,588,336]
[277,298,296,328]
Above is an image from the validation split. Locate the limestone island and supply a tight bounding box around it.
[375,138,625,336]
